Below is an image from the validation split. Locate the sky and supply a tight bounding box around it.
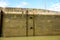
[0,0,60,11]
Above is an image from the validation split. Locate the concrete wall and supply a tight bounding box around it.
[1,7,60,37]
[3,14,26,37]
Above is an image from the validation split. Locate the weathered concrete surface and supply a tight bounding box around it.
[0,7,60,37]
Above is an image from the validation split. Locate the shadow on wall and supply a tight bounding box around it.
[0,10,3,37]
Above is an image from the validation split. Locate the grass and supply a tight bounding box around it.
[0,36,60,40]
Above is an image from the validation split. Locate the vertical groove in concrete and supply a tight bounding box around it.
[26,10,28,36]
[33,12,35,36]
